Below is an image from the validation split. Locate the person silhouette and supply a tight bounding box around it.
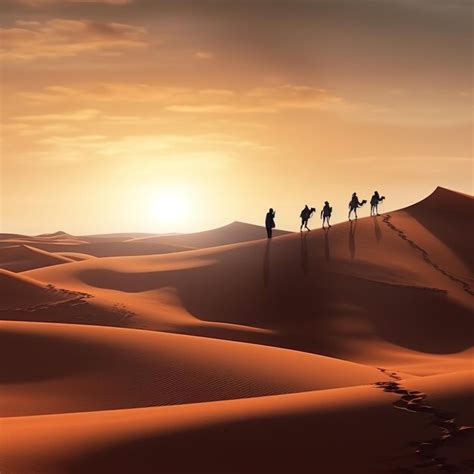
[300,205,315,231]
[370,191,385,216]
[265,208,276,238]
[321,201,332,228]
[348,192,366,220]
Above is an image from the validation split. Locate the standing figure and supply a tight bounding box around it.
[348,192,366,220]
[265,208,276,238]
[321,201,332,228]
[370,191,385,216]
[300,205,315,232]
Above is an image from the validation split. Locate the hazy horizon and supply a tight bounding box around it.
[1,0,472,235]
[0,185,467,236]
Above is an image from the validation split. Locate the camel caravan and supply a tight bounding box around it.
[265,191,385,238]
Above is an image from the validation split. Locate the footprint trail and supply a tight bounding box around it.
[376,368,474,473]
[382,214,473,296]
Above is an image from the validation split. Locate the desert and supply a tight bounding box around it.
[0,187,472,473]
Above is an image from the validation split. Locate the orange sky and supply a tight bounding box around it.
[1,0,472,234]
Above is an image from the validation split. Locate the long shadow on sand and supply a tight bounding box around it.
[349,220,357,259]
[375,369,474,473]
[78,251,474,356]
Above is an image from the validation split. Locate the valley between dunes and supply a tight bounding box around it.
[0,187,473,473]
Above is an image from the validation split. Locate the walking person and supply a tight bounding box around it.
[370,191,385,216]
[321,201,332,228]
[348,193,366,220]
[265,208,276,238]
[300,205,315,231]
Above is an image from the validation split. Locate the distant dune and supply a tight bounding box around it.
[0,222,286,262]
[125,221,291,247]
[1,188,473,474]
[0,244,74,272]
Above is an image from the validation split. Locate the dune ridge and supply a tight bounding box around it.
[0,244,74,272]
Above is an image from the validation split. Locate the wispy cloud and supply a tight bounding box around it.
[17,83,343,114]
[12,130,269,165]
[13,109,102,122]
[14,0,132,5]
[194,50,215,60]
[0,19,148,60]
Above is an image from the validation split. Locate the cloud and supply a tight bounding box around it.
[15,0,132,5]
[14,82,471,128]
[0,19,148,60]
[17,83,342,114]
[11,130,268,165]
[194,50,215,60]
[13,109,101,121]
[144,84,343,114]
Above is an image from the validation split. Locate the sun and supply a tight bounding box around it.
[150,190,190,228]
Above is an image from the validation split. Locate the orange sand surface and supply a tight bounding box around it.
[0,187,472,473]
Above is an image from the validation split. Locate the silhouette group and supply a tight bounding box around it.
[265,191,385,238]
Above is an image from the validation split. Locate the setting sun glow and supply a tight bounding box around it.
[0,0,471,235]
[150,191,190,229]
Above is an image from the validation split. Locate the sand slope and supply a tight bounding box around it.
[0,269,73,310]
[0,222,288,259]
[0,244,74,272]
[0,320,391,417]
[125,221,290,247]
[2,370,472,474]
[1,187,473,474]
[23,188,474,369]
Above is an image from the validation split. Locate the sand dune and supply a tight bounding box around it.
[1,187,473,473]
[24,188,473,368]
[405,186,474,273]
[57,251,98,261]
[0,320,391,417]
[0,244,74,272]
[0,233,28,241]
[2,370,472,474]
[126,221,290,247]
[80,232,164,241]
[0,222,286,259]
[0,237,193,258]
[36,231,77,239]
[0,269,72,310]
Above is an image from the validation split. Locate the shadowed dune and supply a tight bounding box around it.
[24,188,474,365]
[0,244,74,272]
[405,186,474,272]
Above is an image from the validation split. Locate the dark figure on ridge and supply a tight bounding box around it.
[321,201,332,228]
[348,192,366,220]
[370,191,385,216]
[265,208,276,239]
[300,205,315,232]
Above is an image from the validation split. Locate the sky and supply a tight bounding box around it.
[0,0,472,234]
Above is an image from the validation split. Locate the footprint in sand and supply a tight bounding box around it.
[375,369,474,473]
[382,214,474,296]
